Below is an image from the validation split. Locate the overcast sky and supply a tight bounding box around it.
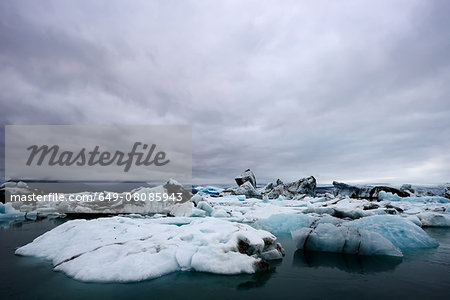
[1,0,449,185]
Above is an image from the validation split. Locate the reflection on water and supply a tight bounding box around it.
[293,250,402,274]
[237,260,281,290]
[0,215,66,229]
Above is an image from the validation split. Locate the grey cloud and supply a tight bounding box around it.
[1,0,449,185]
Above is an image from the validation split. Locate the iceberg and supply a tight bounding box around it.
[291,223,402,257]
[378,191,450,203]
[0,202,26,219]
[256,214,316,235]
[416,212,450,227]
[16,217,284,282]
[346,215,439,250]
[290,214,438,256]
[235,169,257,188]
[221,181,262,199]
[333,181,409,199]
[262,176,317,199]
[194,186,224,197]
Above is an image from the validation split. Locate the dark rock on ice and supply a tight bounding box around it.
[235,169,257,188]
[263,176,316,199]
[363,203,380,210]
[332,181,371,198]
[333,181,409,200]
[221,181,262,199]
[369,186,409,199]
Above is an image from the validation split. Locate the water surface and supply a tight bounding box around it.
[1,218,449,299]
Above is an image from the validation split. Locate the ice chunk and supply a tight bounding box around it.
[0,203,26,219]
[169,202,209,218]
[211,208,228,218]
[378,191,450,203]
[169,202,195,217]
[416,212,450,227]
[15,217,284,282]
[194,186,224,197]
[234,169,257,188]
[256,214,316,235]
[189,208,207,217]
[346,215,439,250]
[196,201,214,215]
[221,181,262,199]
[333,182,408,199]
[402,215,423,227]
[291,223,402,257]
[190,194,203,205]
[262,176,316,199]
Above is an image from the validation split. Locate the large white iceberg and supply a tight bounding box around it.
[15,216,284,282]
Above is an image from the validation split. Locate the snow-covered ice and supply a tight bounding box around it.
[16,216,284,282]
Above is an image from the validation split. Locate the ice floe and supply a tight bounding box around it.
[292,223,402,257]
[16,217,284,282]
[291,215,438,257]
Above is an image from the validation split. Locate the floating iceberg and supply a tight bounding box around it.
[221,181,262,199]
[345,215,439,250]
[291,223,402,257]
[415,212,450,227]
[333,181,409,199]
[256,214,316,235]
[262,176,317,199]
[291,215,438,256]
[194,186,224,197]
[0,202,25,219]
[16,217,284,282]
[234,169,257,188]
[378,191,450,203]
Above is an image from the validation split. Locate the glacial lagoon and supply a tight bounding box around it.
[1,217,449,300]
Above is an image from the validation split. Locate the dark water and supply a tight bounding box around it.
[1,218,449,300]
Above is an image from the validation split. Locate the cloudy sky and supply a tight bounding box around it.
[1,0,449,185]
